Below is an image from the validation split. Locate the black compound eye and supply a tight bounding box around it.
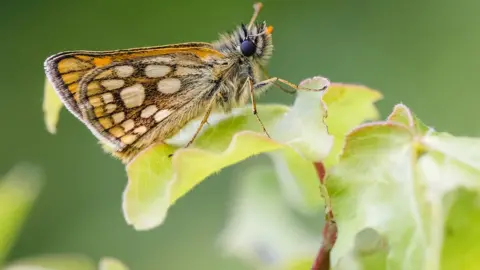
[240,39,256,57]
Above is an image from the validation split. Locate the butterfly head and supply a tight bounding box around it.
[214,21,273,65]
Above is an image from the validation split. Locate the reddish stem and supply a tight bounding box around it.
[314,162,326,183]
[311,162,337,270]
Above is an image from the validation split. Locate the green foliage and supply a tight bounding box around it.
[42,73,480,269]
[123,76,384,231]
[124,107,289,230]
[322,83,383,168]
[327,104,480,269]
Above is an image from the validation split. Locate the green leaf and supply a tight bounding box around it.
[441,190,480,270]
[265,77,333,212]
[43,78,64,134]
[4,254,95,270]
[123,106,287,230]
[0,164,42,266]
[321,83,382,168]
[124,76,332,230]
[41,73,333,230]
[218,166,320,270]
[387,103,431,135]
[267,81,382,213]
[98,257,129,270]
[268,149,324,213]
[326,104,480,269]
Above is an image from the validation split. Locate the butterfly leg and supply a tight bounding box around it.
[248,78,271,138]
[184,99,215,149]
[255,71,328,93]
[168,98,215,158]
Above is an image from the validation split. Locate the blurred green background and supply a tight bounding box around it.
[1,0,479,269]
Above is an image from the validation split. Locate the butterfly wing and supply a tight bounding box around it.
[44,42,221,119]
[44,43,227,158]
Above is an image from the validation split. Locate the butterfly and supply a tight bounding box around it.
[44,2,324,163]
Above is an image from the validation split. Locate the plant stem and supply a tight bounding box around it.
[311,162,337,270]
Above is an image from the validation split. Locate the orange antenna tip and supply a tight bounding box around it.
[266,25,274,34]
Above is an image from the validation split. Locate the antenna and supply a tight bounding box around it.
[248,2,263,30]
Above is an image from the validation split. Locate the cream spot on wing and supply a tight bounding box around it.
[112,112,125,124]
[141,105,158,118]
[121,119,135,132]
[101,79,125,90]
[145,65,171,78]
[133,126,148,135]
[157,78,181,94]
[121,134,137,144]
[120,84,145,108]
[114,65,135,77]
[154,109,172,122]
[105,104,116,114]
[102,93,114,103]
[174,66,202,76]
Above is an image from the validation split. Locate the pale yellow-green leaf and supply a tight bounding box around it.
[124,76,332,230]
[124,130,284,230]
[326,104,480,269]
[270,77,332,161]
[266,80,382,214]
[43,78,63,134]
[441,190,480,270]
[387,103,431,135]
[266,77,332,212]
[0,164,42,266]
[321,83,382,168]
[268,149,323,214]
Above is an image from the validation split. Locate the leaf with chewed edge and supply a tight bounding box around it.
[321,83,382,168]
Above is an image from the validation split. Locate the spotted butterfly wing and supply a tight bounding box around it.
[44,43,227,161]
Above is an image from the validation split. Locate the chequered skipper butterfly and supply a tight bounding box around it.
[44,3,325,163]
